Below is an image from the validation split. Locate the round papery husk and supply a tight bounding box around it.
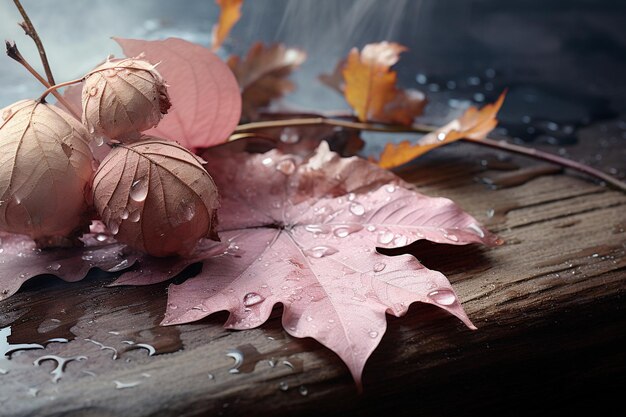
[92,137,219,257]
[0,99,94,244]
[82,57,171,141]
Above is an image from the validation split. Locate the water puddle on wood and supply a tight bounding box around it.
[0,272,183,384]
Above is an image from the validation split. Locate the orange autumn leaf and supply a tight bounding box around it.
[228,42,306,120]
[211,0,243,51]
[378,92,506,169]
[340,42,425,125]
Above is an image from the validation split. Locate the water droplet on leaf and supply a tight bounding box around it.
[130,177,149,202]
[428,289,457,306]
[243,292,264,307]
[373,262,386,272]
[304,245,339,258]
[349,202,365,216]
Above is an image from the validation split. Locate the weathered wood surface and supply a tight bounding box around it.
[0,142,624,417]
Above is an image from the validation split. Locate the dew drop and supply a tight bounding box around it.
[130,178,149,202]
[305,315,313,322]
[393,234,408,247]
[96,234,107,242]
[261,157,273,166]
[89,86,98,96]
[276,159,296,175]
[304,245,339,258]
[368,330,379,338]
[373,262,386,272]
[333,224,363,238]
[2,108,12,121]
[108,220,120,235]
[279,381,289,391]
[437,132,447,141]
[428,289,457,306]
[120,209,129,220]
[177,200,195,222]
[443,232,459,242]
[377,231,394,245]
[366,225,376,232]
[467,223,485,238]
[47,262,61,272]
[486,208,495,218]
[94,136,105,146]
[299,385,309,396]
[129,210,141,222]
[385,184,396,193]
[304,224,331,234]
[349,202,365,216]
[279,127,300,144]
[243,292,264,307]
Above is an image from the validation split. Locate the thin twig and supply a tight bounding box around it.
[38,78,83,102]
[234,117,432,134]
[5,41,80,119]
[13,0,55,85]
[231,116,626,192]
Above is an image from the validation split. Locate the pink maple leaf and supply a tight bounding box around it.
[125,141,500,385]
[114,37,242,151]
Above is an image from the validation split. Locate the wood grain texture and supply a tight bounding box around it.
[0,143,624,417]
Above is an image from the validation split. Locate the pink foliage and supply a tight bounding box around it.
[140,142,500,384]
[115,37,242,151]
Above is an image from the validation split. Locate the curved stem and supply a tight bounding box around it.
[234,117,432,134]
[38,78,83,102]
[232,116,626,192]
[13,0,55,85]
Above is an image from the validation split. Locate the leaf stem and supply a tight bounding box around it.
[13,0,55,85]
[38,78,84,102]
[233,116,626,192]
[5,41,80,119]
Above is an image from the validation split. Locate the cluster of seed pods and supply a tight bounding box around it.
[0,57,219,256]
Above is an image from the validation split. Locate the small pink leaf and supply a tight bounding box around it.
[0,222,225,300]
[114,37,242,151]
[152,142,499,385]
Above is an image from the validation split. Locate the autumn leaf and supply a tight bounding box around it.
[328,42,426,125]
[228,42,306,120]
[118,142,499,385]
[115,37,242,152]
[378,92,506,169]
[211,0,243,51]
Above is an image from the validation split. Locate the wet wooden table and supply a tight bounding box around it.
[0,139,624,417]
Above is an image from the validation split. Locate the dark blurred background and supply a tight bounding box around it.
[1,0,624,176]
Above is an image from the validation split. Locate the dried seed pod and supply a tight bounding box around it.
[82,57,171,141]
[0,100,94,244]
[92,137,219,257]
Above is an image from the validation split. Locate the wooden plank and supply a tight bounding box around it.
[0,145,624,416]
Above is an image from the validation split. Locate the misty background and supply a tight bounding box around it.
[1,0,624,173]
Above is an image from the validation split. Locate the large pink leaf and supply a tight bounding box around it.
[147,142,499,384]
[114,37,242,151]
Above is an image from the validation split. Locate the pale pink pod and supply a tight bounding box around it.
[82,57,171,141]
[0,100,94,244]
[92,137,219,257]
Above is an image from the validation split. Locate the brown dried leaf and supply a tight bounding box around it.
[92,138,219,257]
[378,92,506,169]
[228,42,306,120]
[211,0,243,51]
